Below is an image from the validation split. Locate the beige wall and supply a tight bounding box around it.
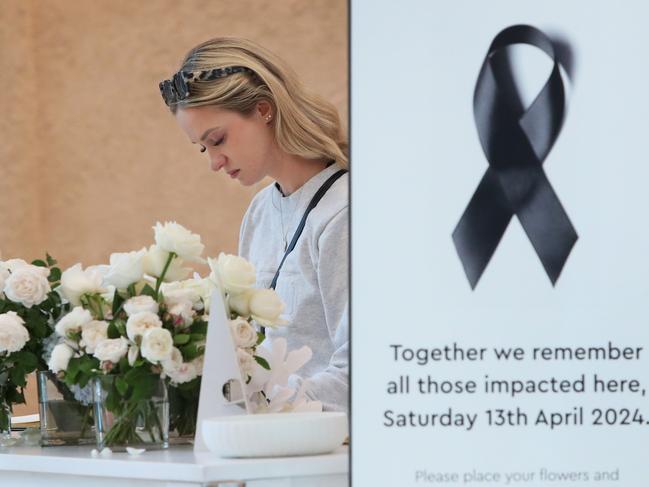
[0,0,347,416]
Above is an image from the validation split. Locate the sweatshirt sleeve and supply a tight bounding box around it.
[291,207,349,413]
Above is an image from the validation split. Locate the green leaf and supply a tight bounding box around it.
[78,373,91,388]
[173,334,191,346]
[127,283,136,298]
[33,319,50,338]
[5,386,24,404]
[256,331,265,346]
[114,319,127,336]
[189,333,205,342]
[106,387,120,412]
[48,267,62,282]
[112,289,125,317]
[118,356,131,374]
[10,365,26,386]
[253,355,271,370]
[46,253,58,266]
[180,343,200,361]
[65,357,81,382]
[124,366,148,385]
[50,290,62,303]
[140,284,157,299]
[11,351,38,370]
[190,321,208,335]
[31,259,47,267]
[0,409,9,431]
[129,373,159,402]
[115,376,129,396]
[107,321,120,339]
[79,355,100,373]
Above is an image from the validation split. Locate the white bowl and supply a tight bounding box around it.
[201,412,348,458]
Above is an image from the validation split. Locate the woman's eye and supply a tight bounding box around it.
[198,136,224,152]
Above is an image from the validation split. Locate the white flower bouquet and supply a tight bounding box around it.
[0,253,67,437]
[48,221,293,447]
[48,222,212,448]
[213,253,322,414]
[46,220,320,448]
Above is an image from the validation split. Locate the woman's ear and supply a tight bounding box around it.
[256,100,273,123]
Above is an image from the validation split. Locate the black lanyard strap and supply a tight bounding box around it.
[269,169,347,290]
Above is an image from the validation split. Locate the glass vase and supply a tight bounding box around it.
[37,371,95,446]
[167,379,199,445]
[93,375,169,451]
[0,398,11,447]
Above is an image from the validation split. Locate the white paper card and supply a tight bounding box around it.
[194,290,250,452]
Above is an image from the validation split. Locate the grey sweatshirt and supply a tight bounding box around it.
[239,163,349,413]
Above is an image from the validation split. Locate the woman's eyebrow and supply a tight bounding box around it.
[199,126,221,142]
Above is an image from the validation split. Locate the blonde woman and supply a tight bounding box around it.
[159,38,348,412]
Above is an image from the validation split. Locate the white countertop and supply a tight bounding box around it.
[0,444,349,483]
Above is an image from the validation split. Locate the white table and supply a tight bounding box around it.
[0,444,348,486]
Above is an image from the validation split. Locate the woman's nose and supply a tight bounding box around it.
[209,153,226,172]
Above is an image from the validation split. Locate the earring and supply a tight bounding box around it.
[265,115,272,123]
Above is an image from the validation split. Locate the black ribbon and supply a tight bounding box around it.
[452,25,578,289]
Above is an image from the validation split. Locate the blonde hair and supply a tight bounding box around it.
[169,38,348,168]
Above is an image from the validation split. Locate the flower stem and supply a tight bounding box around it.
[155,252,177,298]
[94,295,104,321]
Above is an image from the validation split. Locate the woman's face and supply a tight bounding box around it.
[175,103,276,186]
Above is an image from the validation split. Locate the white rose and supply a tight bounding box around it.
[55,306,93,338]
[103,249,146,290]
[123,295,159,317]
[249,289,287,327]
[127,344,139,366]
[3,259,28,272]
[229,317,258,348]
[59,263,105,306]
[153,221,205,262]
[228,290,252,317]
[125,311,162,341]
[93,337,129,363]
[0,263,9,299]
[191,355,204,376]
[80,320,109,353]
[140,328,173,363]
[168,300,195,326]
[86,264,110,280]
[165,361,198,384]
[161,346,183,372]
[48,343,75,373]
[194,276,217,308]
[237,348,255,376]
[0,312,29,353]
[3,264,51,308]
[210,253,256,295]
[143,245,192,282]
[160,277,211,308]
[101,284,116,305]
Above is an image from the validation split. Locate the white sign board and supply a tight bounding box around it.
[353,1,649,485]
[194,290,250,452]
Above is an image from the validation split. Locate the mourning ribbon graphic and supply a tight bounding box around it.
[452,25,578,289]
